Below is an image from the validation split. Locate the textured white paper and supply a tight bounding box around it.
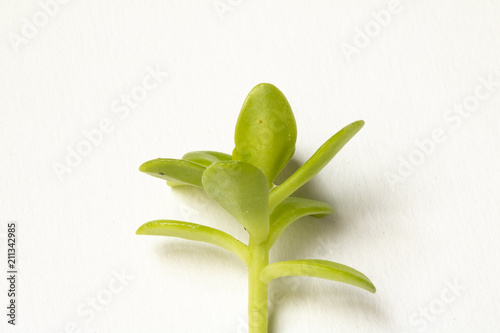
[1,1,500,332]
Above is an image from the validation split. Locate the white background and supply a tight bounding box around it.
[1,1,500,332]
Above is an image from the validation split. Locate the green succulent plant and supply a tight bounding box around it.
[137,83,375,332]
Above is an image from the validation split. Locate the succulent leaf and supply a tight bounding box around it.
[202,161,269,243]
[182,150,232,167]
[232,83,297,187]
[136,220,250,265]
[260,259,376,293]
[139,158,206,187]
[269,120,364,210]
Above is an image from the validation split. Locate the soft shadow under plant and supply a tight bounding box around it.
[137,83,375,333]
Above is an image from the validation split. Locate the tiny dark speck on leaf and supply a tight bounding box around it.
[159,172,164,175]
[259,120,263,124]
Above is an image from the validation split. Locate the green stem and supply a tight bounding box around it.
[248,237,269,333]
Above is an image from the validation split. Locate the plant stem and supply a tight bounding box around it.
[248,237,269,333]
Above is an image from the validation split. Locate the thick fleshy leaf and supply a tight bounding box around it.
[139,158,205,187]
[269,120,364,210]
[136,220,249,265]
[182,151,232,167]
[260,259,376,293]
[202,161,269,243]
[268,197,333,248]
[232,83,297,187]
